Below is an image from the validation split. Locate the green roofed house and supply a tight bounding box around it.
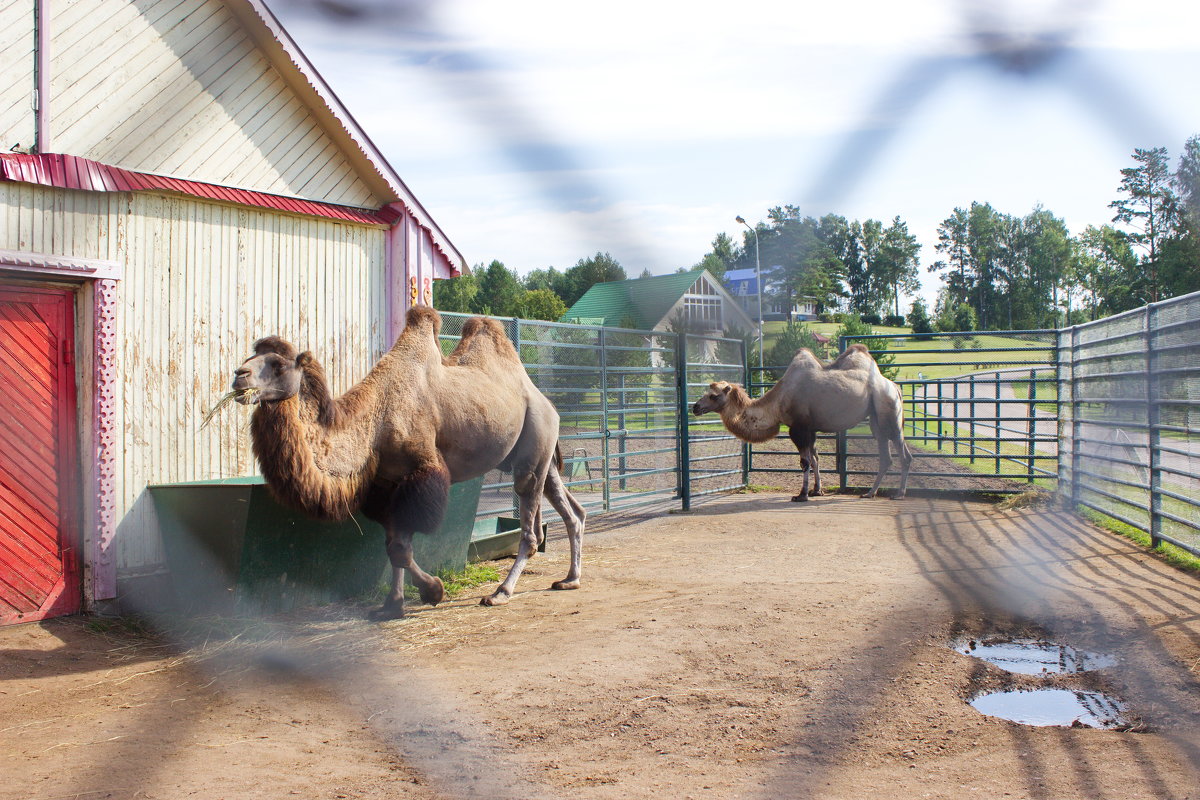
[561,269,756,336]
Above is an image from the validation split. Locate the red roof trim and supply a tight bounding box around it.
[0,153,392,226]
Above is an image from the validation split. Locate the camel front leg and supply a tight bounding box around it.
[862,417,891,499]
[371,466,449,620]
[788,428,818,502]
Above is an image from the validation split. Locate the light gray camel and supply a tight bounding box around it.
[692,344,912,501]
[230,306,586,619]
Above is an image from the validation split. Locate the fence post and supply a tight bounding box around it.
[837,335,848,491]
[741,337,751,488]
[1146,305,1162,549]
[617,371,628,491]
[994,371,1002,475]
[511,317,523,518]
[1026,367,1037,483]
[969,374,976,464]
[599,327,611,512]
[1070,327,1081,510]
[952,380,960,455]
[937,380,944,451]
[676,334,691,511]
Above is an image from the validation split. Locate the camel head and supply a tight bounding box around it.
[692,381,735,416]
[231,336,305,404]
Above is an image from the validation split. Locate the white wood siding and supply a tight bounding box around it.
[1,182,387,572]
[49,0,384,210]
[0,0,35,153]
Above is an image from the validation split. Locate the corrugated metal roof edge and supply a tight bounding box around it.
[236,0,466,273]
[0,153,391,225]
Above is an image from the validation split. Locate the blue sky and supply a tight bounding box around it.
[269,0,1200,307]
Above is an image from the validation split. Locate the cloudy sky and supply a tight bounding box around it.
[268,0,1200,306]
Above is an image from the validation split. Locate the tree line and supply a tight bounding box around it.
[435,137,1200,331]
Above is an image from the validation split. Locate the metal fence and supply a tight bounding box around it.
[441,296,1200,560]
[437,313,747,524]
[1059,291,1200,557]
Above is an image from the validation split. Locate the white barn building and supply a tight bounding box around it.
[0,0,465,621]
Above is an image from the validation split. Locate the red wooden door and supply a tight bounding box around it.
[0,285,80,625]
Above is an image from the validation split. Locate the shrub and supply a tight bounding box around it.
[883,314,906,328]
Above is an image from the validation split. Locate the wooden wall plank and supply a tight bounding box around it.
[0,0,35,152]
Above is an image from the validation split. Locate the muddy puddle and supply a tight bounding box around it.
[955,637,1116,675]
[969,688,1129,729]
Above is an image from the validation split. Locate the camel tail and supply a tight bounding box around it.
[555,442,564,472]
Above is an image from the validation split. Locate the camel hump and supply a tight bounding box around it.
[254,335,298,359]
[450,316,520,365]
[829,343,873,370]
[405,305,442,335]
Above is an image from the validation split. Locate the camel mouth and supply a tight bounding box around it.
[232,386,262,405]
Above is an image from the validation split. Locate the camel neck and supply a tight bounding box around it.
[250,396,371,520]
[719,387,780,444]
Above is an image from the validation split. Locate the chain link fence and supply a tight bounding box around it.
[1059,290,1200,557]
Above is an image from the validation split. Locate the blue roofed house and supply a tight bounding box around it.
[724,267,818,322]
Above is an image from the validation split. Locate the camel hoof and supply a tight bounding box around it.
[551,579,580,591]
[369,605,405,621]
[891,492,906,501]
[480,591,511,607]
[790,494,809,503]
[810,489,826,497]
[419,577,445,606]
[861,491,877,499]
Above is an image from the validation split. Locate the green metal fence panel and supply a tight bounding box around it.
[1059,292,1200,558]
[681,332,749,501]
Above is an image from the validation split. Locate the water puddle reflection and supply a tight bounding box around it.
[955,637,1115,675]
[970,688,1128,729]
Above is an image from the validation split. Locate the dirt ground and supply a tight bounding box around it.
[4,492,1200,800]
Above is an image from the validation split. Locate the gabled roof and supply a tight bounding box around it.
[225,0,466,270]
[561,270,705,329]
[560,269,761,331]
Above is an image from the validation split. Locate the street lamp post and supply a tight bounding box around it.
[735,215,764,373]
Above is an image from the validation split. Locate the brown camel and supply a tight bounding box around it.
[691,344,912,501]
[230,306,586,619]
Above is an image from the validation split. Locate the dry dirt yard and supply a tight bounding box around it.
[3,492,1200,800]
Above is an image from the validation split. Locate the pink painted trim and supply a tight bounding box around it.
[90,279,119,601]
[0,249,120,280]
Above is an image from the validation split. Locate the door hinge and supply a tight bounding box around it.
[61,338,73,365]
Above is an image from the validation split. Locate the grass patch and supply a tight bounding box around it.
[734,483,785,493]
[363,562,504,603]
[1077,507,1200,574]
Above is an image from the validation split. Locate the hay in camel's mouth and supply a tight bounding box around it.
[201,387,260,428]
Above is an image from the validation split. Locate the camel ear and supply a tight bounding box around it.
[711,381,731,394]
[296,352,314,368]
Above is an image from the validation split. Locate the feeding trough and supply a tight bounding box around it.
[149,476,483,614]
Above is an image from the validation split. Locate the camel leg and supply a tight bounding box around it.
[862,416,892,499]
[371,466,450,620]
[482,466,545,606]
[788,428,818,502]
[542,463,585,590]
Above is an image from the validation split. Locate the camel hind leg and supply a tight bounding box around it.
[371,466,450,621]
[542,462,585,590]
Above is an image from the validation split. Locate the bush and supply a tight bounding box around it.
[861,312,882,325]
[909,299,935,340]
[883,314,905,328]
